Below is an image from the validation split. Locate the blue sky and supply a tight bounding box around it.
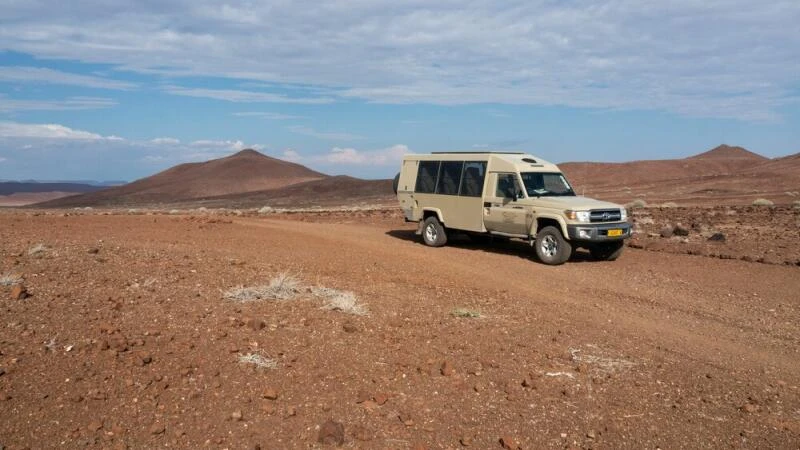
[1,0,799,181]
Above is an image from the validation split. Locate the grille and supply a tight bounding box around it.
[590,209,621,223]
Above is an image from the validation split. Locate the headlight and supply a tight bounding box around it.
[565,210,591,222]
[620,208,628,221]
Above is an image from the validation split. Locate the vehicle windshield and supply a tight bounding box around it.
[520,172,576,197]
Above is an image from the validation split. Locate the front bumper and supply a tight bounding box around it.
[567,222,632,242]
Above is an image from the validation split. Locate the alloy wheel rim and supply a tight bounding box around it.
[541,235,558,257]
[425,224,437,242]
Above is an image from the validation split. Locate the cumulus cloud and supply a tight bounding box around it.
[0,121,110,140]
[0,0,797,120]
[0,66,136,90]
[291,145,409,166]
[150,137,180,145]
[0,121,265,180]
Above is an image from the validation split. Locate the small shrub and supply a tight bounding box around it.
[627,199,647,209]
[451,308,481,318]
[238,353,278,369]
[224,272,301,301]
[28,243,48,257]
[752,198,774,206]
[258,206,274,214]
[793,200,800,209]
[312,287,368,316]
[0,273,23,286]
[661,202,678,208]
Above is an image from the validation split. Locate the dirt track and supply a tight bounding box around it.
[1,212,799,449]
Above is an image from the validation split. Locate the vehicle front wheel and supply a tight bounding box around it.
[534,226,572,265]
[421,216,448,247]
[589,241,624,261]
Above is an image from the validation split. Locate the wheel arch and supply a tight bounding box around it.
[534,215,568,238]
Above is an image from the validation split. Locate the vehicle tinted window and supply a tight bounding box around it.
[436,161,463,195]
[415,161,439,194]
[459,161,486,197]
[495,173,522,198]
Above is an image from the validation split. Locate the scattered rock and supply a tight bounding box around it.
[659,226,673,238]
[460,436,473,446]
[586,430,597,439]
[740,403,759,413]
[673,224,690,236]
[231,410,243,421]
[373,392,389,405]
[355,390,371,403]
[149,423,166,435]
[10,284,29,300]
[708,232,726,242]
[262,388,279,400]
[87,247,100,254]
[441,360,454,376]
[317,419,345,445]
[87,420,103,432]
[499,436,520,449]
[246,318,266,331]
[342,321,360,333]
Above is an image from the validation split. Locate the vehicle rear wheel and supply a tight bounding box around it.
[421,216,448,247]
[534,226,571,265]
[589,241,624,261]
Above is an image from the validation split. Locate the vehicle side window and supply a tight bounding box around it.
[495,173,522,198]
[415,161,439,194]
[436,161,463,195]
[459,161,486,197]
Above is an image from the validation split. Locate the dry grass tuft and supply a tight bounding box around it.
[224,272,301,301]
[752,198,774,206]
[28,243,48,257]
[238,353,278,369]
[627,199,647,209]
[0,272,23,286]
[661,202,678,208]
[451,308,481,318]
[312,287,368,316]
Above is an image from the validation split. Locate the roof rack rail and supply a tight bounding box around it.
[430,151,525,155]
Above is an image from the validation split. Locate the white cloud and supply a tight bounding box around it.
[189,139,262,152]
[164,86,333,104]
[0,1,798,120]
[316,145,409,166]
[0,95,116,112]
[0,157,6,163]
[0,121,266,180]
[281,149,301,162]
[233,112,306,120]
[287,125,364,141]
[0,121,109,140]
[150,137,180,145]
[0,66,136,90]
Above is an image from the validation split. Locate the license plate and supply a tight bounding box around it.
[607,229,623,237]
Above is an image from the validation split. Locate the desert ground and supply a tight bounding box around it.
[1,207,799,449]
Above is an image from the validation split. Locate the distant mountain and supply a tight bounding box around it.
[0,181,105,196]
[560,144,799,205]
[37,149,328,207]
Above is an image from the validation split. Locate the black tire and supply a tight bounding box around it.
[590,241,624,261]
[392,173,400,195]
[534,226,572,265]
[421,216,447,247]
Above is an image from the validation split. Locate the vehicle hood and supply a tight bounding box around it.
[525,196,623,211]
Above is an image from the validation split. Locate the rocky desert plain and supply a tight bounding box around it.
[1,145,799,449]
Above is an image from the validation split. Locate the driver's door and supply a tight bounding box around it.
[482,173,530,236]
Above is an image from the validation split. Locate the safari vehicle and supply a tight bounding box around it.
[392,152,631,265]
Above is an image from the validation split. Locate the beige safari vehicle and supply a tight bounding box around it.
[392,152,631,265]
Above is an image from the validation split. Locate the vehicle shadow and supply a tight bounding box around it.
[385,229,599,263]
